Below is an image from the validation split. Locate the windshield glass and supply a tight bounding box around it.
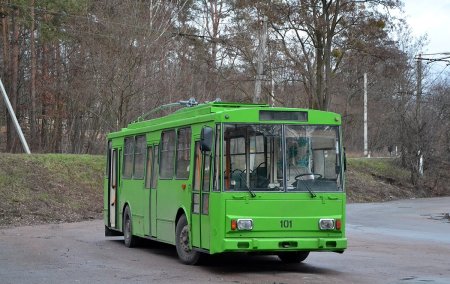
[223,124,342,192]
[224,124,283,191]
[285,125,341,192]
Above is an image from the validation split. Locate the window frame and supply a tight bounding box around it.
[145,146,153,188]
[213,124,221,191]
[151,145,159,188]
[221,123,343,193]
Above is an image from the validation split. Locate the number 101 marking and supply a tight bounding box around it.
[280,220,292,228]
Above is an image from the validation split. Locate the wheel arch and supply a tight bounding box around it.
[121,202,131,231]
[175,207,188,228]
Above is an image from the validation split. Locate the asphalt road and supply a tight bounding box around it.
[0,197,449,284]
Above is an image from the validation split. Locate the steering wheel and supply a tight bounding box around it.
[231,169,245,175]
[256,161,266,168]
[294,173,322,180]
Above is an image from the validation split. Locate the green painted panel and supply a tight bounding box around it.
[156,179,186,242]
[191,213,200,247]
[143,188,151,235]
[151,189,157,237]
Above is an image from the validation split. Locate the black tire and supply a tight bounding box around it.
[175,215,200,265]
[123,206,137,248]
[278,251,310,263]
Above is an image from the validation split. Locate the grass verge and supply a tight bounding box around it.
[1,154,447,227]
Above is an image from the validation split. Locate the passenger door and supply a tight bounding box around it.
[142,144,159,237]
[108,149,118,228]
[191,140,212,250]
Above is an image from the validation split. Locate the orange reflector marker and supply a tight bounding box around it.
[231,220,237,231]
[336,219,341,230]
[181,184,186,190]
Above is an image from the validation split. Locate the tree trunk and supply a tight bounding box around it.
[30,0,37,150]
[7,7,20,152]
[1,6,9,81]
[53,42,63,152]
[40,43,50,151]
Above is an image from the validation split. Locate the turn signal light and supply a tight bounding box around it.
[231,219,237,231]
[336,219,342,230]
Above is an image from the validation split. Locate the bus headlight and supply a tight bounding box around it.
[319,219,335,230]
[237,219,253,230]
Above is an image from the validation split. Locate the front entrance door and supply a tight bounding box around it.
[109,149,118,228]
[191,141,211,249]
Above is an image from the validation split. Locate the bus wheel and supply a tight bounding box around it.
[277,251,310,263]
[175,215,200,265]
[123,206,137,248]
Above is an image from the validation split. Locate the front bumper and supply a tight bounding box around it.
[220,237,347,253]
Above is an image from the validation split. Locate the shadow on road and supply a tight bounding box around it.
[200,254,341,276]
[110,238,341,276]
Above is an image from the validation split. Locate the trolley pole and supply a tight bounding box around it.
[0,77,31,154]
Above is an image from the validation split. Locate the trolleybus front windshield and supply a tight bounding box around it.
[223,124,342,192]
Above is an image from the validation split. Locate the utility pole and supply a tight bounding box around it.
[413,52,450,176]
[254,16,267,103]
[416,54,423,176]
[416,54,422,118]
[363,73,368,157]
[0,78,31,154]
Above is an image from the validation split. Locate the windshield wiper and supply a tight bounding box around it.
[236,172,256,197]
[297,178,317,198]
[244,184,256,198]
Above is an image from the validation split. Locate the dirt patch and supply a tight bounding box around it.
[0,154,104,228]
[346,168,416,202]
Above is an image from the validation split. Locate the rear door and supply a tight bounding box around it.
[108,149,118,228]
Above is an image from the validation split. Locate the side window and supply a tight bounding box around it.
[192,142,201,214]
[202,151,211,215]
[133,135,146,179]
[160,130,176,179]
[213,124,221,191]
[145,146,153,188]
[123,137,134,178]
[176,127,191,179]
[151,145,159,188]
[202,126,212,215]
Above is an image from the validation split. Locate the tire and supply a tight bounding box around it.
[278,251,310,263]
[123,206,137,248]
[175,215,200,265]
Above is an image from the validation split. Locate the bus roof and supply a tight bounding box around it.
[108,101,341,139]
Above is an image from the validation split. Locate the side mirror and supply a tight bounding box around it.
[200,126,213,152]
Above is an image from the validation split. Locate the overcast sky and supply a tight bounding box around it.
[403,0,450,54]
[403,0,450,79]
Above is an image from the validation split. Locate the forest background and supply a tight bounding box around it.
[1,0,449,189]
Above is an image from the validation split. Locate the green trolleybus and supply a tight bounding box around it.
[104,100,347,264]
